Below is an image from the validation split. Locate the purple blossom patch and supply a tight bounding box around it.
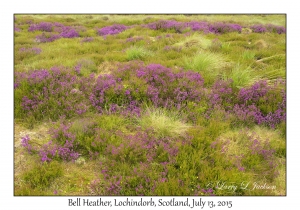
[21,135,32,153]
[97,24,127,36]
[28,22,53,32]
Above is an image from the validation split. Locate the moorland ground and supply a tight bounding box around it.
[14,14,286,196]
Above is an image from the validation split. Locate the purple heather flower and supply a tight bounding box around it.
[125,90,130,95]
[21,135,32,153]
[97,24,127,36]
[28,22,53,32]
[60,27,79,38]
[14,26,21,32]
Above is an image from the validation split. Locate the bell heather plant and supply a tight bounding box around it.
[21,135,32,153]
[97,24,127,36]
[30,22,81,42]
[16,66,90,121]
[144,20,284,34]
[28,22,53,32]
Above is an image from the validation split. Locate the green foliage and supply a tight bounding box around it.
[173,34,212,49]
[22,161,63,189]
[242,50,256,61]
[75,58,97,76]
[126,46,153,61]
[183,52,229,85]
[223,63,259,88]
[221,42,232,54]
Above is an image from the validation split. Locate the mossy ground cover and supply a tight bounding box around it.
[14,14,286,196]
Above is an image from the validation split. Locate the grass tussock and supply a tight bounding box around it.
[183,51,229,85]
[137,107,191,138]
[126,46,153,61]
[173,34,212,49]
[223,63,260,88]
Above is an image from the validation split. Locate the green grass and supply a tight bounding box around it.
[173,34,212,49]
[183,51,229,85]
[125,46,153,61]
[137,107,191,138]
[223,63,259,88]
[23,161,62,188]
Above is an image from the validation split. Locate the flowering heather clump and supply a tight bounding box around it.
[28,22,53,32]
[203,79,286,128]
[232,104,263,124]
[251,24,267,33]
[186,21,210,32]
[145,20,285,34]
[30,22,81,42]
[136,64,204,108]
[60,26,79,38]
[265,24,286,34]
[238,80,270,104]
[146,20,184,32]
[90,63,204,114]
[21,135,32,153]
[39,124,80,162]
[53,22,65,28]
[209,79,234,108]
[145,20,242,34]
[89,74,119,113]
[251,24,286,34]
[35,33,61,43]
[235,80,286,128]
[208,22,242,34]
[97,24,127,36]
[17,67,90,121]
[39,141,57,162]
[39,139,79,162]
